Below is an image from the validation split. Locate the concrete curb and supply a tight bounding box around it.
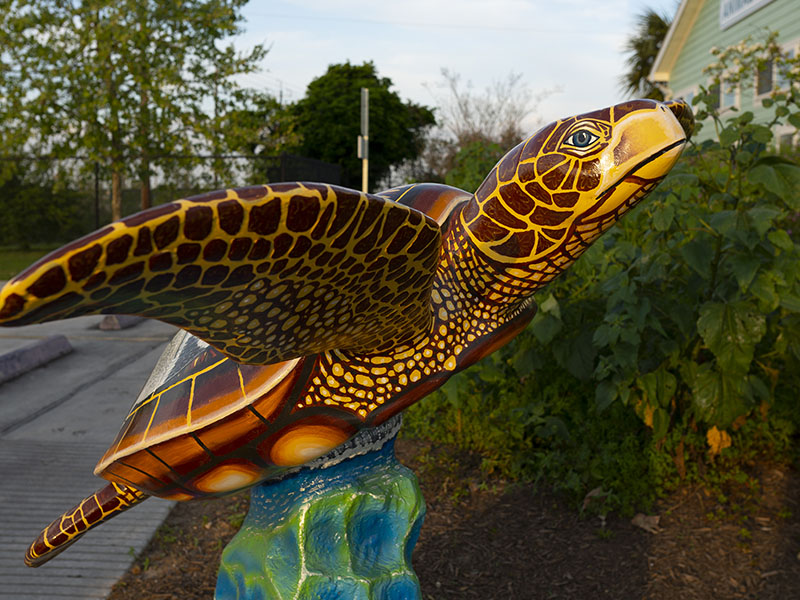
[0,335,74,385]
[99,315,145,330]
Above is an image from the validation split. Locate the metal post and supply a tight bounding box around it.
[359,88,369,193]
[94,162,100,228]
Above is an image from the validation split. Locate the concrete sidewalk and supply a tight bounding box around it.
[0,315,177,599]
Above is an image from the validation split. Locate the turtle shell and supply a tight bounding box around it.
[94,330,315,500]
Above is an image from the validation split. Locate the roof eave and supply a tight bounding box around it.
[649,0,706,84]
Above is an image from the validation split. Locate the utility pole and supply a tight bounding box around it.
[357,87,369,193]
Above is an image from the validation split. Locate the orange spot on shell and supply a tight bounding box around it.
[194,462,262,493]
[161,492,195,502]
[269,425,349,466]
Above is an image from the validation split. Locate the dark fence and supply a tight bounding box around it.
[0,153,341,247]
[264,153,342,185]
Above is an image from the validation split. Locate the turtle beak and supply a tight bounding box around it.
[610,101,690,181]
[586,100,692,225]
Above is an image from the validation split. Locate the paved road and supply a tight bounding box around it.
[0,314,177,599]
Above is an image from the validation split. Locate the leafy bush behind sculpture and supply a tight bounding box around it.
[405,35,800,513]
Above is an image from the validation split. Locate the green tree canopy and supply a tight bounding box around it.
[291,62,435,189]
[620,9,672,101]
[0,0,266,219]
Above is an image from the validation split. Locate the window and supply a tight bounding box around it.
[709,82,721,110]
[721,84,737,109]
[773,124,796,151]
[756,60,773,96]
[776,45,796,90]
[708,80,737,111]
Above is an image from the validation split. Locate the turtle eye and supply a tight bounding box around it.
[565,129,599,148]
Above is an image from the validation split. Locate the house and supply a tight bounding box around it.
[649,0,800,144]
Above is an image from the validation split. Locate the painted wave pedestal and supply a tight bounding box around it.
[216,417,424,600]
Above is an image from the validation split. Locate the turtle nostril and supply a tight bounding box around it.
[665,99,694,139]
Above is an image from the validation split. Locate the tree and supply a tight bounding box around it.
[224,92,302,183]
[433,70,535,149]
[443,139,505,192]
[0,0,266,220]
[620,9,672,101]
[408,70,553,189]
[291,62,435,189]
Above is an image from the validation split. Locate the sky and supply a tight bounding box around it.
[235,0,680,133]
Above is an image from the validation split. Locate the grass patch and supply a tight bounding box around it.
[0,246,57,280]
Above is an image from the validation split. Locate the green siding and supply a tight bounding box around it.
[667,0,800,139]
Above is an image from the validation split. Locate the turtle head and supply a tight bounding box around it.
[461,99,693,265]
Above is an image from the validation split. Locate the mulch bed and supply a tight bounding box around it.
[108,439,800,600]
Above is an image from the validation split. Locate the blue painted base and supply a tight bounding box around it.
[215,435,425,600]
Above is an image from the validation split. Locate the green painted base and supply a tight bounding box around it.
[215,433,425,600]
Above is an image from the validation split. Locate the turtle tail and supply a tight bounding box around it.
[25,482,148,567]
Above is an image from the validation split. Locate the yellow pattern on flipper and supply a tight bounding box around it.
[0,183,442,365]
[24,482,147,567]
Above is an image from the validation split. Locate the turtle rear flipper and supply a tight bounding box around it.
[25,482,147,567]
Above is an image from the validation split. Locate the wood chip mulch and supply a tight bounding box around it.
[107,439,800,600]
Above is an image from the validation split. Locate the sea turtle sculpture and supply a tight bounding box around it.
[0,99,693,571]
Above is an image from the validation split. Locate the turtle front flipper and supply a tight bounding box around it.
[25,482,147,567]
[0,183,442,365]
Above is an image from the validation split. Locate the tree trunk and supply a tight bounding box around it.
[140,172,151,211]
[111,171,122,222]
